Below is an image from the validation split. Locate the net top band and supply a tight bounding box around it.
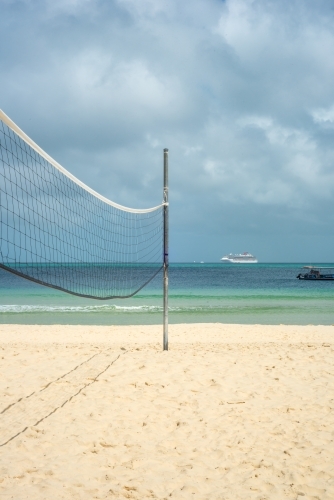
[0,109,163,214]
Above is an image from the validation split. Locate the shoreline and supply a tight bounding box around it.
[1,323,333,499]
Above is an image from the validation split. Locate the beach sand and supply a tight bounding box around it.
[0,323,333,499]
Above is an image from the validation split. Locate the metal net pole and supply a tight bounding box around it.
[163,148,169,351]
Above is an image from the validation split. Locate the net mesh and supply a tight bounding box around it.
[0,115,163,299]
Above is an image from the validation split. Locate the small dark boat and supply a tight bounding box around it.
[296,266,334,280]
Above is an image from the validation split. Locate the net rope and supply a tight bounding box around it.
[0,111,164,299]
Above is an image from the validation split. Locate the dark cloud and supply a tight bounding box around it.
[1,0,334,261]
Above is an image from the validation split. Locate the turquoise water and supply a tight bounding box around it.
[0,263,334,325]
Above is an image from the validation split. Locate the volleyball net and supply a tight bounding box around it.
[0,110,164,299]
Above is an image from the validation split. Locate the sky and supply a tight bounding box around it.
[1,0,334,262]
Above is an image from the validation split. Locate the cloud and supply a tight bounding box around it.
[1,0,334,261]
[311,104,334,126]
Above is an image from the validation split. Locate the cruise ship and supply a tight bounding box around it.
[221,252,258,263]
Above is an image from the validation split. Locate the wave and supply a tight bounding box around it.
[0,303,317,315]
[0,304,163,314]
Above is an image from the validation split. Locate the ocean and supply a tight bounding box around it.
[0,263,334,325]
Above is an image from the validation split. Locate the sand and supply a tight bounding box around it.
[0,323,333,500]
